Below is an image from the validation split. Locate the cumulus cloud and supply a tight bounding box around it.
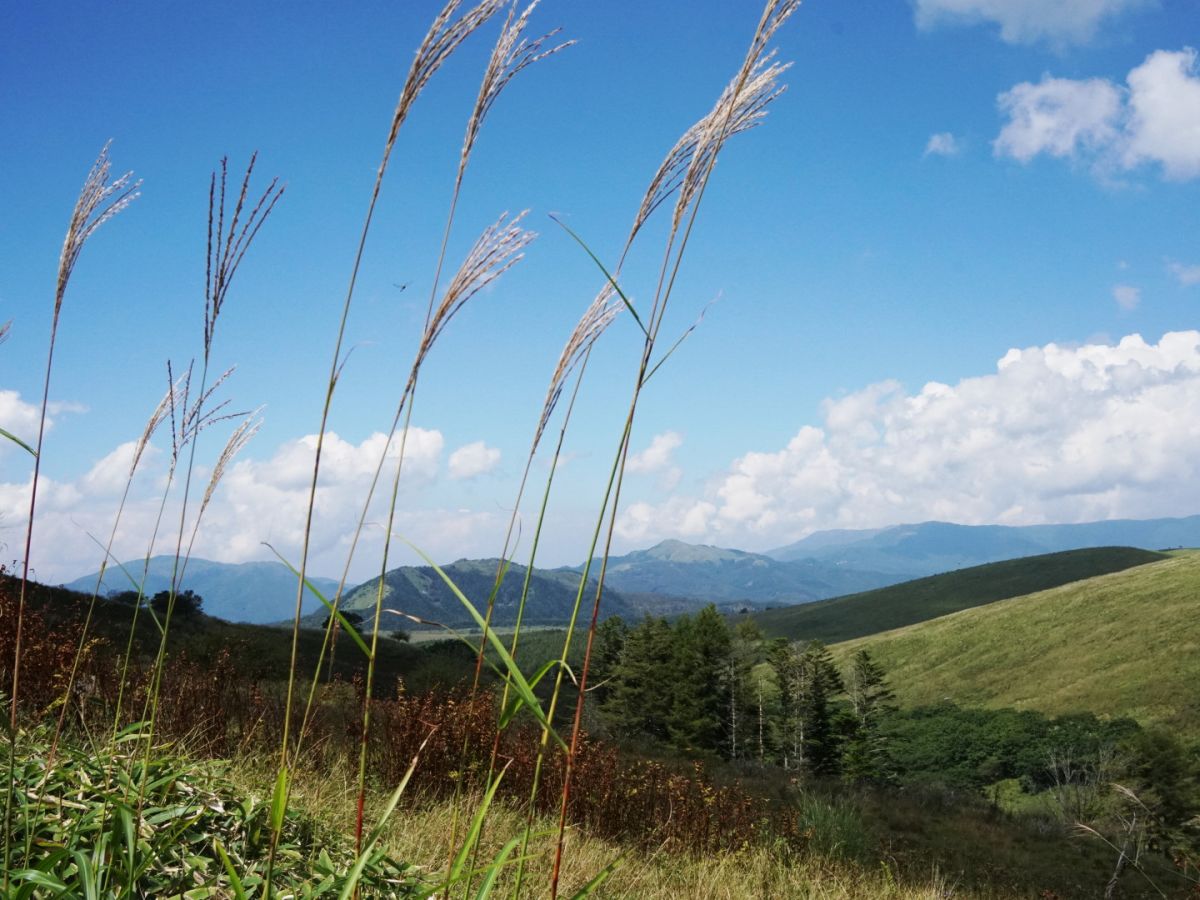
[1168,260,1200,286]
[617,332,1200,550]
[0,427,472,584]
[448,441,501,479]
[995,49,1200,181]
[627,431,683,491]
[0,391,86,459]
[1113,283,1142,310]
[914,0,1148,45]
[924,132,962,158]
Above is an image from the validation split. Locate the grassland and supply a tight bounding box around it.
[832,551,1200,735]
[751,546,1166,644]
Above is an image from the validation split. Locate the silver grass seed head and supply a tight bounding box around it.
[128,379,184,479]
[204,154,284,358]
[535,285,620,448]
[386,0,506,155]
[460,1,573,176]
[56,142,140,315]
[416,210,535,369]
[198,409,262,520]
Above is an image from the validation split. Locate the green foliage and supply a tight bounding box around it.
[669,606,732,752]
[4,726,418,897]
[753,546,1167,644]
[882,703,1142,791]
[150,588,203,618]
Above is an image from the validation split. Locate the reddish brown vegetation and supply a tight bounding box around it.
[1,578,800,855]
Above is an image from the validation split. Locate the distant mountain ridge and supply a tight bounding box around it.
[62,514,1200,626]
[766,515,1200,579]
[64,557,338,625]
[575,539,893,604]
[326,557,727,632]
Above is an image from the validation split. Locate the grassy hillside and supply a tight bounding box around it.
[751,546,1166,644]
[834,552,1200,735]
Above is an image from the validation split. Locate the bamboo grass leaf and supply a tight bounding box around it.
[269,768,288,836]
[401,538,566,750]
[214,840,249,900]
[549,215,647,338]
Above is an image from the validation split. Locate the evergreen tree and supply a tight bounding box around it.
[726,620,764,760]
[772,639,843,775]
[842,648,896,783]
[669,605,732,753]
[590,615,628,708]
[604,615,675,742]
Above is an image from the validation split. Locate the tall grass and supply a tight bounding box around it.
[3,1,804,896]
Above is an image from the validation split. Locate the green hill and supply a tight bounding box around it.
[833,551,1200,735]
[750,546,1166,644]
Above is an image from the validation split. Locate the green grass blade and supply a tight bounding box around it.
[549,214,647,338]
[473,836,522,899]
[338,735,427,900]
[269,767,288,836]
[0,427,36,457]
[567,853,625,898]
[265,543,370,657]
[402,539,566,751]
[447,766,508,886]
[214,839,249,900]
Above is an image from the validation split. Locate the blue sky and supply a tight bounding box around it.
[3,0,1200,583]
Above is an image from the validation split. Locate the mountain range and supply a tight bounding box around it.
[64,514,1200,626]
[64,557,339,625]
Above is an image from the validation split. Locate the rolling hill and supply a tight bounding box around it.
[750,546,1167,644]
[832,551,1200,736]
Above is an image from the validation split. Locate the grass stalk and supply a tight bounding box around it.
[3,144,137,892]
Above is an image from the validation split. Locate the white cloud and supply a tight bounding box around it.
[924,132,962,157]
[914,0,1148,45]
[1113,283,1142,310]
[626,431,684,490]
[616,332,1200,550]
[448,441,501,479]
[995,77,1122,162]
[995,48,1200,181]
[1168,260,1200,286]
[627,431,682,473]
[0,427,458,584]
[0,390,68,459]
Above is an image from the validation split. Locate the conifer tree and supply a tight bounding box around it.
[772,639,843,775]
[669,605,732,753]
[604,615,674,741]
[842,648,897,783]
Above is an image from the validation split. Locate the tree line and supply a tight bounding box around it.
[590,607,897,782]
